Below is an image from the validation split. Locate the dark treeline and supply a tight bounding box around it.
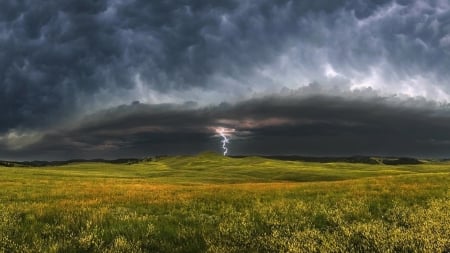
[0,158,141,167]
[232,156,423,165]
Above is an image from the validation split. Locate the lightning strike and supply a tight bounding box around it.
[215,127,234,156]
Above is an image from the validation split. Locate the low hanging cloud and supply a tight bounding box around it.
[3,88,450,160]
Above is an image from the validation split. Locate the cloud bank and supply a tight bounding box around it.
[4,88,450,160]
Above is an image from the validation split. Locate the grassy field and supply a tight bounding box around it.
[0,152,449,252]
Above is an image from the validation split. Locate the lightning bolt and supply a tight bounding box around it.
[216,127,234,156]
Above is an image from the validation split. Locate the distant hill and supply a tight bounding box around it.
[232,155,423,165]
[0,153,423,167]
[0,158,141,167]
[380,157,423,165]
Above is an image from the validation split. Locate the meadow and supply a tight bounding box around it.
[0,152,449,252]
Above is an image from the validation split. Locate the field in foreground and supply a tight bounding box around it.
[1,153,449,252]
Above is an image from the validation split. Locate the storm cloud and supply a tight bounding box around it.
[1,0,450,159]
[4,88,450,160]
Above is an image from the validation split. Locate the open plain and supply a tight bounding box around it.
[1,153,449,252]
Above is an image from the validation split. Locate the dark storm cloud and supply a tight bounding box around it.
[2,0,450,159]
[4,89,450,160]
[2,0,450,134]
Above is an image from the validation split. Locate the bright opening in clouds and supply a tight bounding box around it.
[1,0,450,159]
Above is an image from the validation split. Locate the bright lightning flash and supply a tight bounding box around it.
[215,127,235,156]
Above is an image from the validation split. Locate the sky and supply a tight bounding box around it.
[1,0,450,160]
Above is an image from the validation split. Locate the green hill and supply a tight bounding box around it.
[0,153,449,252]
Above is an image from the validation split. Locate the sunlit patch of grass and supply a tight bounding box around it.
[0,154,449,252]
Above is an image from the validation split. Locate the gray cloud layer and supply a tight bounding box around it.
[3,89,450,160]
[1,0,450,158]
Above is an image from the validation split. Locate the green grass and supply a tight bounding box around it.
[0,152,449,252]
